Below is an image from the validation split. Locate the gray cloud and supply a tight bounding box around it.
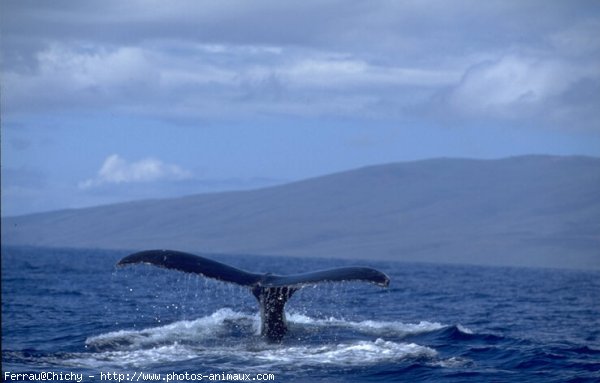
[2,1,599,128]
[2,1,591,57]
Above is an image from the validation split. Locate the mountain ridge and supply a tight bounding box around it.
[3,155,599,269]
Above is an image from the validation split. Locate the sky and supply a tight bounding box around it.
[2,0,600,216]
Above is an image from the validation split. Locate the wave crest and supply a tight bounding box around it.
[62,310,452,368]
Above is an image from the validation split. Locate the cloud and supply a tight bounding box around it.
[2,1,599,128]
[448,55,570,111]
[2,43,459,120]
[550,19,600,57]
[437,53,600,127]
[79,154,193,189]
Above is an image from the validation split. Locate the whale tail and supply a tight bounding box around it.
[117,249,390,342]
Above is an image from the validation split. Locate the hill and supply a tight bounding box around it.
[3,156,599,269]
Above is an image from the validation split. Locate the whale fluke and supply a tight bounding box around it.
[261,267,390,288]
[117,249,390,341]
[118,249,262,286]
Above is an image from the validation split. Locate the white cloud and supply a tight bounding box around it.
[444,54,600,120]
[284,57,459,89]
[79,154,192,189]
[3,42,461,120]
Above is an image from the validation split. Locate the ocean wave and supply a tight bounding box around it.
[250,339,437,367]
[85,308,257,351]
[58,339,437,369]
[69,309,443,368]
[86,309,449,352]
[287,311,446,337]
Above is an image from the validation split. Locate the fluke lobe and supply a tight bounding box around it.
[117,250,390,342]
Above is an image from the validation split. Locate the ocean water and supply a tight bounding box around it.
[2,246,599,382]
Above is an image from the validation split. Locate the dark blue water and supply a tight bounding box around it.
[2,246,599,382]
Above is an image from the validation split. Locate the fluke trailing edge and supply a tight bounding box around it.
[117,250,390,342]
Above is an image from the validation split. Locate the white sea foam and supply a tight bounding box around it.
[68,339,436,369]
[456,324,474,334]
[62,339,437,369]
[64,343,197,368]
[430,356,472,368]
[74,309,444,369]
[287,312,445,336]
[85,308,257,350]
[251,339,437,366]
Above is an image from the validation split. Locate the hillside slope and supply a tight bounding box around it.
[3,156,599,269]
